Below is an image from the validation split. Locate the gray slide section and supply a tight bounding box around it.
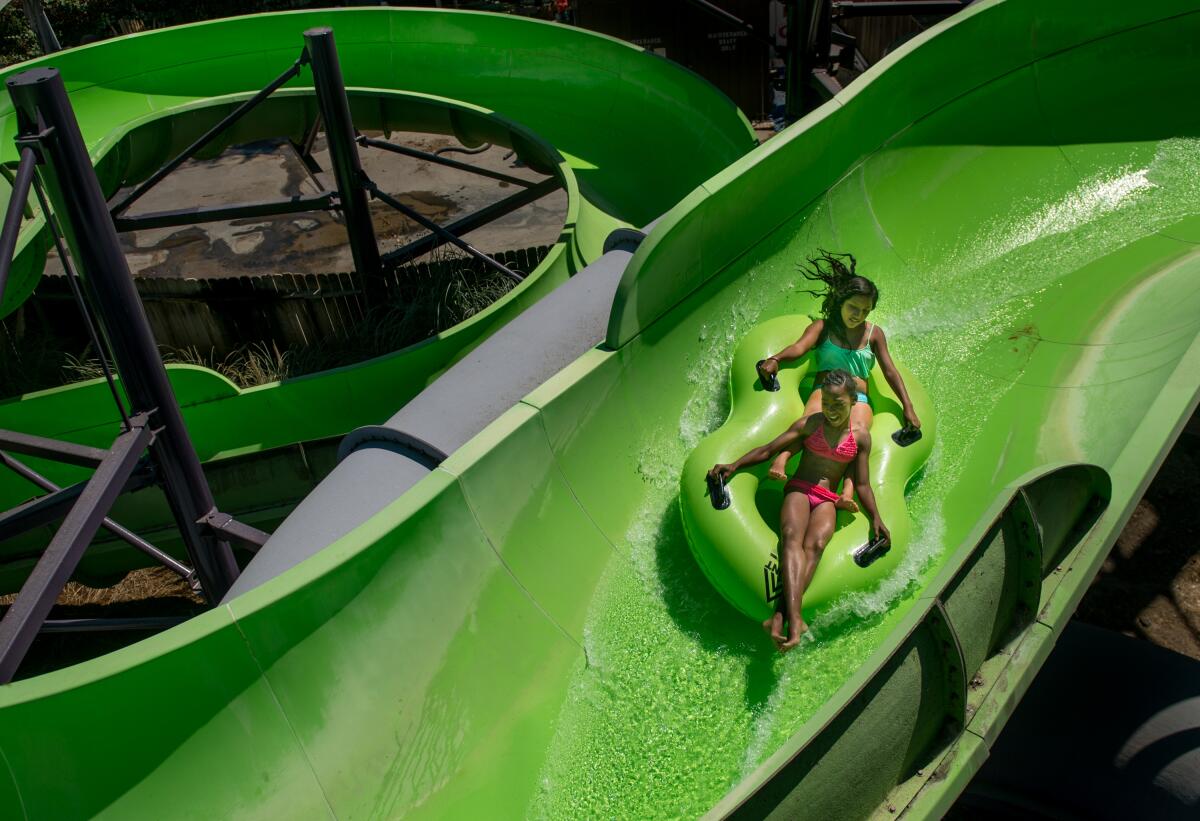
[225,242,637,601]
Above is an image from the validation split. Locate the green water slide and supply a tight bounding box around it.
[0,8,755,588]
[5,0,1200,817]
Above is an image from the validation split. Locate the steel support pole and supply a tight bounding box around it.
[4,68,240,600]
[20,0,60,54]
[381,177,559,268]
[784,0,809,122]
[0,147,37,303]
[303,27,386,306]
[0,414,153,684]
[0,450,195,582]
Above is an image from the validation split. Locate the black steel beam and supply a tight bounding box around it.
[381,177,559,268]
[304,27,385,306]
[0,458,155,542]
[114,192,334,232]
[20,0,60,54]
[832,1,965,16]
[366,182,524,284]
[0,415,153,684]
[31,180,133,430]
[7,68,241,600]
[0,450,194,582]
[199,509,270,552]
[40,616,188,634]
[286,139,325,190]
[678,0,776,48]
[0,429,110,468]
[358,135,538,189]
[108,52,308,218]
[0,146,37,304]
[811,68,843,99]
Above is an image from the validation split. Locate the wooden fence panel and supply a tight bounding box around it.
[7,245,551,362]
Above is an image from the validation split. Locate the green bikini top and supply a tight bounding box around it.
[814,322,876,380]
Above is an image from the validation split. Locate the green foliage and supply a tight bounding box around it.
[0,1,537,68]
[0,1,309,68]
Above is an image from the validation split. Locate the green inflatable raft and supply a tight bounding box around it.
[680,315,936,622]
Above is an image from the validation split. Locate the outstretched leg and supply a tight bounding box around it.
[772,491,811,651]
[781,499,837,652]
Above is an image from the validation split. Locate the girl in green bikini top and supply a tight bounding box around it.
[755,250,921,511]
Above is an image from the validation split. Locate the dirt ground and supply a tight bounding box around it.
[44,130,567,279]
[1074,407,1200,659]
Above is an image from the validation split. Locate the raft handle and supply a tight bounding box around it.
[892,426,923,448]
[755,360,780,392]
[853,535,891,568]
[707,473,732,510]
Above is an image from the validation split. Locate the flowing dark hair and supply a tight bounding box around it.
[799,250,880,343]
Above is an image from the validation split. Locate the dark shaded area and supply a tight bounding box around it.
[949,621,1200,820]
[1075,408,1200,660]
[0,585,206,681]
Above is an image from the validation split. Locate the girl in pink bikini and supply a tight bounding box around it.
[707,370,890,651]
[756,251,921,512]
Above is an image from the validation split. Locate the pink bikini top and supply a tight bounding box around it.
[803,420,857,463]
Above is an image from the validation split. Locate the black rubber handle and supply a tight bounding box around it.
[891,426,923,447]
[707,473,731,510]
[756,360,780,392]
[853,534,891,568]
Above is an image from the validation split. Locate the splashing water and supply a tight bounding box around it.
[529,137,1200,818]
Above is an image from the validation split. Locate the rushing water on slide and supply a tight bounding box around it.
[529,138,1200,818]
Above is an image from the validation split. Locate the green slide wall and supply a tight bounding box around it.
[0,8,756,587]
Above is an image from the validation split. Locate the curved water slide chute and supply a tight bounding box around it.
[0,8,756,590]
[4,0,1200,818]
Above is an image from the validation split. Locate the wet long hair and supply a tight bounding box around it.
[799,250,880,344]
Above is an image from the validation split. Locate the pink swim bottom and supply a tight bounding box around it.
[784,479,840,509]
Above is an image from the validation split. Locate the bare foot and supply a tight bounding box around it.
[768,452,789,482]
[763,612,786,650]
[835,495,859,513]
[780,618,808,652]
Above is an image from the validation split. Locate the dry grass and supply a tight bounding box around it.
[51,246,516,391]
[0,566,202,608]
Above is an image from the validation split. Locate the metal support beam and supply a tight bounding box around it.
[40,616,188,634]
[19,0,60,54]
[0,429,111,468]
[832,0,965,16]
[0,459,154,542]
[108,51,309,218]
[784,0,812,122]
[358,135,538,189]
[0,146,37,303]
[114,192,334,232]
[7,68,241,600]
[366,182,524,284]
[381,177,559,268]
[811,68,843,100]
[303,27,385,306]
[199,509,270,553]
[0,415,153,684]
[286,139,325,190]
[679,0,775,48]
[0,450,195,583]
